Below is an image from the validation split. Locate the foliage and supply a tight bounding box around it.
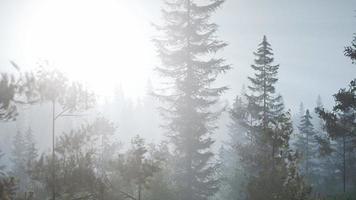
[0,63,37,121]
[153,0,230,200]
[232,36,311,200]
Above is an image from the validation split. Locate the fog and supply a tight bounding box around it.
[0,0,355,200]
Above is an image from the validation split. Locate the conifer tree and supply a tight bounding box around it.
[24,127,38,172]
[295,110,319,184]
[216,92,249,200]
[0,149,18,200]
[232,36,310,200]
[32,120,108,199]
[11,131,26,187]
[153,1,230,200]
[246,35,284,132]
[298,103,305,119]
[242,35,286,170]
[0,63,37,122]
[344,34,356,63]
[316,32,356,193]
[118,135,161,200]
[10,128,38,194]
[0,176,17,200]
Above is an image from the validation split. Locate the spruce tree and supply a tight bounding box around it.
[24,127,38,172]
[295,110,319,184]
[10,131,27,192]
[232,36,310,200]
[11,131,26,172]
[298,102,305,119]
[246,35,284,132]
[153,1,230,200]
[243,36,285,171]
[216,91,249,200]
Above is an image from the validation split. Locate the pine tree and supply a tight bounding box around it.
[0,148,17,200]
[24,127,38,173]
[32,120,110,199]
[0,176,17,200]
[216,91,249,200]
[246,35,284,133]
[11,131,26,180]
[315,95,324,131]
[295,110,319,185]
[10,128,39,195]
[316,32,356,193]
[299,102,305,119]
[344,34,356,63]
[36,67,95,200]
[144,142,177,200]
[316,80,356,193]
[118,135,161,200]
[0,65,37,122]
[243,35,285,171]
[153,1,230,200]
[232,36,310,200]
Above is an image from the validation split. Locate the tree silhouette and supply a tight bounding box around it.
[154,0,230,200]
[36,66,95,200]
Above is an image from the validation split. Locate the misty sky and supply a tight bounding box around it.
[0,0,355,113]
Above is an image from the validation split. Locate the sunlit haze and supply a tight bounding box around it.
[20,0,156,99]
[0,1,356,199]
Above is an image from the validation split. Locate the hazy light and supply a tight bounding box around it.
[22,0,156,99]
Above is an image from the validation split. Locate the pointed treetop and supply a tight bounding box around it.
[299,102,305,117]
[316,95,323,108]
[305,109,310,116]
[261,35,270,47]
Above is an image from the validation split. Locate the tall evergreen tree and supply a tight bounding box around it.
[316,81,356,193]
[316,31,356,194]
[10,127,38,195]
[216,91,249,200]
[232,36,310,200]
[10,131,27,193]
[24,127,38,173]
[246,35,284,133]
[153,1,230,200]
[295,109,319,186]
[243,36,285,171]
[299,103,305,119]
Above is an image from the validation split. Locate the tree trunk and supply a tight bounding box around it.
[138,183,141,200]
[52,101,56,200]
[343,135,346,193]
[306,132,309,178]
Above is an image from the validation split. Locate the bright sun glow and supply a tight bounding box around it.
[21,0,156,99]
